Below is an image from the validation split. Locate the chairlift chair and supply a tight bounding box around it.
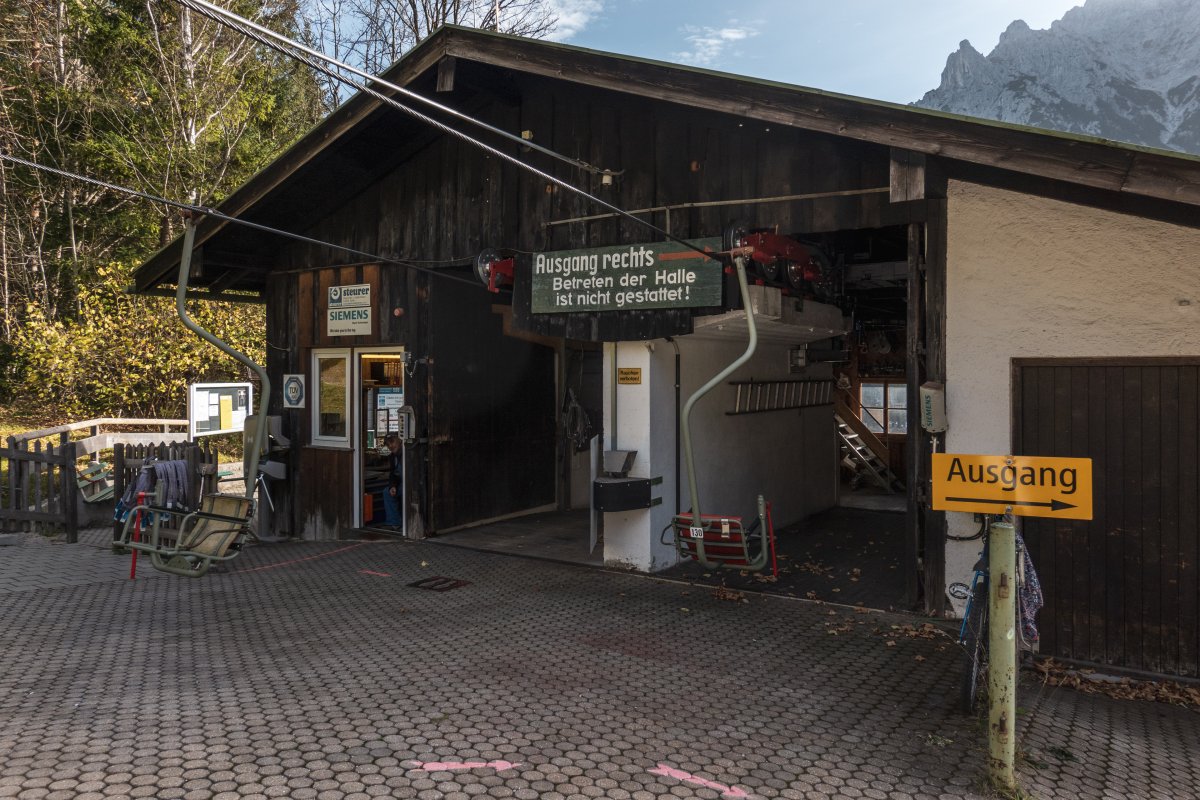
[664,495,776,573]
[118,486,253,577]
[665,244,783,575]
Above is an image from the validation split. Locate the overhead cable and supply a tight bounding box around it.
[171,0,724,264]
[0,151,483,289]
[182,0,614,177]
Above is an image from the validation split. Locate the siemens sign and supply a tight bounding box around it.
[327,283,372,336]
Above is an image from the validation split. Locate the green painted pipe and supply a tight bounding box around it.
[680,255,757,525]
[987,520,1017,791]
[176,220,270,500]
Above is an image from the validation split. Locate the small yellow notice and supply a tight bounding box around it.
[219,396,233,431]
[931,453,1093,520]
[617,368,642,385]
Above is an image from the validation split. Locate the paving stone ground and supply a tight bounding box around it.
[1,529,1197,800]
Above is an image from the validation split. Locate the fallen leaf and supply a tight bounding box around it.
[712,586,746,603]
[1035,658,1200,709]
[915,655,926,662]
[885,640,896,647]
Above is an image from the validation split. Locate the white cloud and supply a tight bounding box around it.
[545,0,605,41]
[672,24,758,66]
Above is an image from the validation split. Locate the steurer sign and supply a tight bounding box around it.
[931,453,1093,520]
[531,238,723,313]
[327,283,372,336]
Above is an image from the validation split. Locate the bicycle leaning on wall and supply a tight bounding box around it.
[949,513,1045,715]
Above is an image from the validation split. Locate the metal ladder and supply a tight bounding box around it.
[836,414,902,492]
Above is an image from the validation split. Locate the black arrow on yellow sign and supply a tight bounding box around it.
[945,496,1077,512]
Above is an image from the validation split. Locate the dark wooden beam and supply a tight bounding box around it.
[890,148,926,203]
[905,221,923,610]
[922,200,948,616]
[130,286,265,304]
[204,269,245,295]
[943,158,1200,231]
[443,34,1200,208]
[437,56,456,92]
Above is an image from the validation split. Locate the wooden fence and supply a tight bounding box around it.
[1,436,77,537]
[0,418,188,542]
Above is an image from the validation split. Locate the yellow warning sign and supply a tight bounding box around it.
[931,453,1093,520]
[617,368,642,385]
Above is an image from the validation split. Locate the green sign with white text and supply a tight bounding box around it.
[531,238,723,313]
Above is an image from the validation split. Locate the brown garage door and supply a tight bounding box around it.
[1014,358,1199,678]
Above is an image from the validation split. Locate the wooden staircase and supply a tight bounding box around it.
[834,399,903,492]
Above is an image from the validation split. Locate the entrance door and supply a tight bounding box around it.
[426,279,557,531]
[1015,358,1200,678]
[353,348,408,532]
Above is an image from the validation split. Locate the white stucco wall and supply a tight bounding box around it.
[944,180,1200,610]
[602,337,837,571]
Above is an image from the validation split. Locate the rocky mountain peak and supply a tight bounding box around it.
[915,0,1200,154]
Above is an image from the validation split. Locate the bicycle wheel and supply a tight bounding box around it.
[960,578,989,715]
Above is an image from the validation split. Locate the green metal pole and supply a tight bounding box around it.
[680,255,757,526]
[175,220,270,499]
[988,519,1017,791]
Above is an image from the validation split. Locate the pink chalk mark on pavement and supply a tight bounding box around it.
[359,569,392,577]
[412,760,521,773]
[649,764,750,798]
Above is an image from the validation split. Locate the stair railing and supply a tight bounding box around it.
[834,391,891,464]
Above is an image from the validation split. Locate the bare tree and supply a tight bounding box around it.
[301,0,557,109]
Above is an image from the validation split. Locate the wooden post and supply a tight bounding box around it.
[31,441,43,535]
[904,222,924,608]
[112,443,126,547]
[60,432,77,542]
[4,437,14,532]
[923,199,949,615]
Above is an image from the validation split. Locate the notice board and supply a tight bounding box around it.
[188,382,253,439]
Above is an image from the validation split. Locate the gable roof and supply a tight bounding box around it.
[133,24,1200,295]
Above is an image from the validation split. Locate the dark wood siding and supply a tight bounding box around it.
[1014,358,1200,678]
[428,278,557,531]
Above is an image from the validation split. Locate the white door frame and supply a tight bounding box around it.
[351,346,407,532]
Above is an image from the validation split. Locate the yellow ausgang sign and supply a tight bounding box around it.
[931,453,1093,520]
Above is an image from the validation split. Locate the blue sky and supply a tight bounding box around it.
[547,1,1086,104]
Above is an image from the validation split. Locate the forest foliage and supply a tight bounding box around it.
[1,0,560,425]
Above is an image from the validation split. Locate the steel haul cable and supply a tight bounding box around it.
[0,151,484,288]
[171,0,724,265]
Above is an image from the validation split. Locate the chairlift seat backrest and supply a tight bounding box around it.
[179,494,253,558]
[667,506,775,573]
[77,462,115,503]
[672,513,760,568]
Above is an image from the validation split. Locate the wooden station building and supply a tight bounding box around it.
[134,27,1200,679]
